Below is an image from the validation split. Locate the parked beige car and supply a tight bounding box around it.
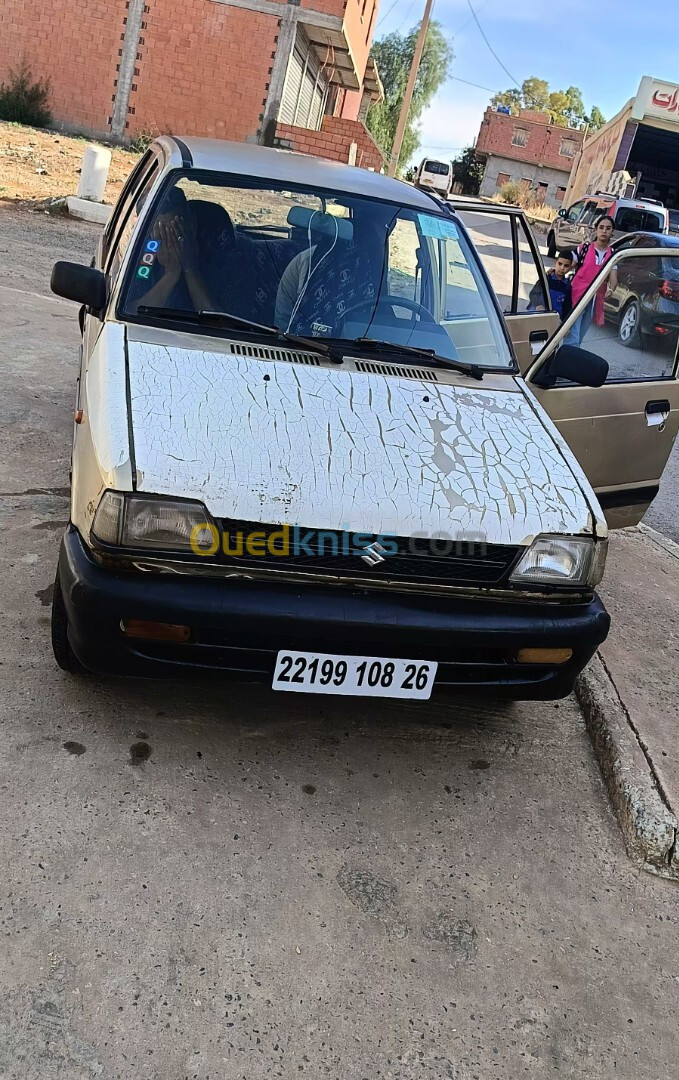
[47,138,679,701]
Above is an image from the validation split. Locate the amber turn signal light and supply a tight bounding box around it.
[516,647,573,665]
[121,619,191,642]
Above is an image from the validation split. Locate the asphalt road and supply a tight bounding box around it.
[1,206,678,1079]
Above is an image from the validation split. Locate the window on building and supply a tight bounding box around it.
[556,186,567,201]
[512,127,528,147]
[279,30,329,131]
[496,171,511,188]
[519,178,532,194]
[559,138,577,158]
[535,182,548,205]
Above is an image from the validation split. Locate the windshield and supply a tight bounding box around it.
[120,172,514,370]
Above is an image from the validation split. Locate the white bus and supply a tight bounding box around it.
[415,158,452,198]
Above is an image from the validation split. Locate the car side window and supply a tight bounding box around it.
[108,164,159,283]
[102,151,156,266]
[580,200,602,226]
[388,217,420,302]
[566,201,585,224]
[578,257,678,382]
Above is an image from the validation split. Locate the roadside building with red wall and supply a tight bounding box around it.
[0,0,384,169]
[474,107,585,208]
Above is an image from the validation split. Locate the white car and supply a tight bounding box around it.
[49,137,679,700]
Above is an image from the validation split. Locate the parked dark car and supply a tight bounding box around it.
[605,233,679,348]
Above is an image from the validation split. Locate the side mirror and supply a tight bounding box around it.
[51,262,107,313]
[533,344,609,388]
[557,208,568,219]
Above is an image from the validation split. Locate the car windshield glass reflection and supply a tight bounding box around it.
[121,174,514,370]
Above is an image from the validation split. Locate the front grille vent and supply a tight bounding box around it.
[353,360,439,381]
[229,342,321,366]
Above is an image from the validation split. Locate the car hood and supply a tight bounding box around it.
[126,335,599,546]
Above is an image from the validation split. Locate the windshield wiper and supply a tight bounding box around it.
[136,307,335,361]
[345,337,483,380]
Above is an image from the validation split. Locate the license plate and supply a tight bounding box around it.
[272,651,438,699]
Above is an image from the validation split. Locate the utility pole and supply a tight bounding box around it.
[387,0,434,177]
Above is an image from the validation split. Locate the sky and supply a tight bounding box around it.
[372,0,679,165]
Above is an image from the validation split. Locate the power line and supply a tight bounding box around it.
[452,0,492,37]
[451,75,496,93]
[376,0,402,29]
[465,0,522,91]
[394,0,417,33]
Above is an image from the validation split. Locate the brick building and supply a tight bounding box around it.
[474,107,585,208]
[0,0,384,169]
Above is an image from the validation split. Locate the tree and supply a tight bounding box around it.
[367,21,453,172]
[451,146,484,196]
[586,106,606,132]
[490,77,605,131]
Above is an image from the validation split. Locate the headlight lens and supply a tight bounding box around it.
[510,536,607,587]
[91,492,218,553]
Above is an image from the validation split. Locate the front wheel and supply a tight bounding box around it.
[546,231,557,258]
[618,300,642,348]
[51,570,85,674]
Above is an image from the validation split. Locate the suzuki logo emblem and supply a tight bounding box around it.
[360,541,387,567]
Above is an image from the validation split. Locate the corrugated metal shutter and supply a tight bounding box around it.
[279,30,327,131]
[279,41,305,126]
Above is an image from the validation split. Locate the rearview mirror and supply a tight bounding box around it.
[533,344,609,388]
[51,262,107,313]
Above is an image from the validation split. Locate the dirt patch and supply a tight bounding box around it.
[0,120,138,208]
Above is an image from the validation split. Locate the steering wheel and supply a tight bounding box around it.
[339,294,436,328]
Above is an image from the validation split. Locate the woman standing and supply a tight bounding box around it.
[564,215,617,346]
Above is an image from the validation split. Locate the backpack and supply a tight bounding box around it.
[572,241,590,275]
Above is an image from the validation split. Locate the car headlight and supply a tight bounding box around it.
[91,491,218,553]
[510,536,607,588]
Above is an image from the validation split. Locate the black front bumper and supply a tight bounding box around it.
[58,527,610,699]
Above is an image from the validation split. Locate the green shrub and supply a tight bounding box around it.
[0,63,52,128]
[497,180,523,205]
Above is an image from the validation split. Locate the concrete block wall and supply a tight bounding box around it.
[479,155,571,209]
[126,0,276,141]
[0,0,127,137]
[276,115,384,170]
[476,108,584,173]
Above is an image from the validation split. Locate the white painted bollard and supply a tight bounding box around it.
[76,145,112,202]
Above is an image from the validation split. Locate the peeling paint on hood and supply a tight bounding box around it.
[126,341,595,546]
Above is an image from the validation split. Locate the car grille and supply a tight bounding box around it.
[215,519,522,588]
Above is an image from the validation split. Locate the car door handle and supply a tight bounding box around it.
[646,399,670,427]
[529,328,550,355]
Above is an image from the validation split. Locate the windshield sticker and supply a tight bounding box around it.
[137,238,159,279]
[419,215,459,241]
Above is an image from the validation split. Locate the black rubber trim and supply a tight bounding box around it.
[597,484,659,509]
[173,137,193,168]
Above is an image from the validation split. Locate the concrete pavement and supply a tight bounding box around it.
[1,204,679,1078]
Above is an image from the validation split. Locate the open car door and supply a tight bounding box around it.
[525,247,679,528]
[454,202,560,372]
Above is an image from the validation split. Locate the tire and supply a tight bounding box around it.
[546,231,557,258]
[51,570,85,674]
[618,300,642,348]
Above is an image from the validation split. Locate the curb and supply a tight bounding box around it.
[66,196,112,225]
[576,654,678,878]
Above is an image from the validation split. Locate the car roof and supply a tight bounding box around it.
[613,232,679,254]
[157,135,443,212]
